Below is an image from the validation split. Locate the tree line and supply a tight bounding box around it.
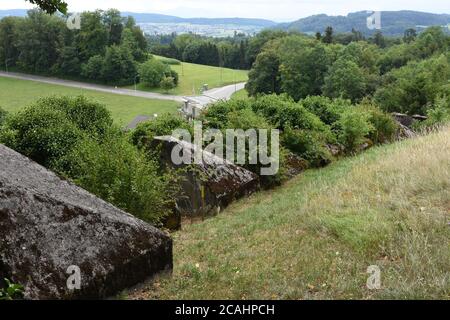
[0,9,150,86]
[245,26,449,116]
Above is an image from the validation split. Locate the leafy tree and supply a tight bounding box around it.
[53,45,81,75]
[403,28,417,43]
[26,0,67,14]
[103,9,123,46]
[101,45,137,85]
[278,36,331,100]
[76,11,108,60]
[246,50,281,96]
[372,31,386,48]
[323,58,367,102]
[139,58,169,88]
[0,17,21,70]
[375,53,450,115]
[81,55,104,80]
[16,10,65,72]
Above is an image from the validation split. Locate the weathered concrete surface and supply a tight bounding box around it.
[152,136,259,217]
[0,144,172,300]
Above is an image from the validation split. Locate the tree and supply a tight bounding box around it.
[101,45,137,85]
[315,32,322,41]
[323,26,334,44]
[246,50,281,96]
[139,58,168,87]
[403,28,417,44]
[81,55,104,80]
[323,58,367,102]
[0,17,21,69]
[26,0,67,14]
[76,11,108,60]
[103,9,123,46]
[16,10,65,72]
[278,37,331,101]
[373,31,386,48]
[160,76,176,93]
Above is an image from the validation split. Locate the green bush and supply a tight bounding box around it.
[0,104,84,171]
[160,76,176,93]
[357,101,398,144]
[249,94,332,138]
[139,58,176,88]
[420,95,450,128]
[201,99,251,129]
[35,96,113,138]
[337,109,374,153]
[300,96,352,126]
[0,107,7,127]
[131,113,192,150]
[282,128,332,167]
[224,108,287,188]
[66,129,178,223]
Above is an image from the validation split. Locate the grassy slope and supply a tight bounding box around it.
[132,127,450,300]
[129,57,248,96]
[0,77,180,125]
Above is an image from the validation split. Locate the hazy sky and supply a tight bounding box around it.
[1,0,449,21]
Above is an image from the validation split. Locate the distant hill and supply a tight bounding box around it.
[1,9,449,36]
[277,11,450,36]
[0,9,276,27]
[122,12,276,27]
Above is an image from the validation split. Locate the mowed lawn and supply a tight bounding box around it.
[128,127,450,300]
[129,57,248,96]
[0,77,180,125]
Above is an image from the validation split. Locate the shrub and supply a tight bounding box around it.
[0,107,7,127]
[131,113,192,150]
[0,104,84,171]
[160,76,176,93]
[35,96,113,138]
[337,109,374,153]
[201,99,251,129]
[249,94,332,138]
[300,96,352,126]
[282,128,333,167]
[420,95,450,128]
[357,101,398,144]
[67,129,178,223]
[139,58,169,87]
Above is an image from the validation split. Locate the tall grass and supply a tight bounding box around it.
[129,127,450,300]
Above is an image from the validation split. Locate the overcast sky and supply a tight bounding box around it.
[1,0,449,22]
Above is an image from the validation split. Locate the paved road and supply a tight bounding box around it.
[0,71,246,103]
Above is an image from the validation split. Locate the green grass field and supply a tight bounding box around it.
[128,56,248,96]
[128,127,450,300]
[0,77,180,125]
[231,89,249,100]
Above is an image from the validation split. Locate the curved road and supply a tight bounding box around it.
[0,71,246,104]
